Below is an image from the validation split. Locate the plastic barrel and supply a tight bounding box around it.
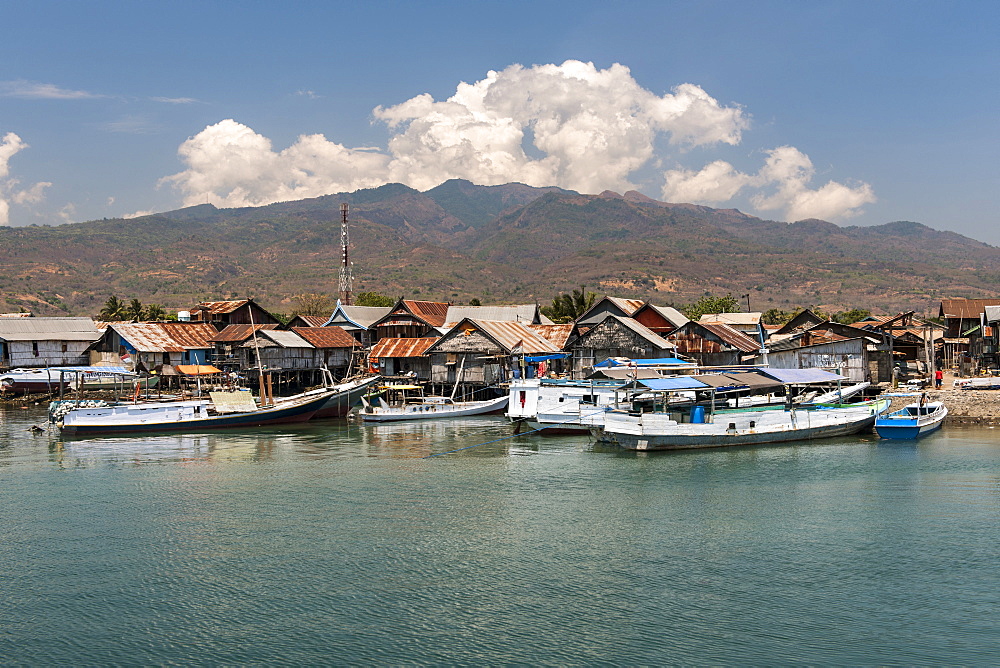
[690,405,706,423]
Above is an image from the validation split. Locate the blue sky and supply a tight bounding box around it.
[1,1,998,243]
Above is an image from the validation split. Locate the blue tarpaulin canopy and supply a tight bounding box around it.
[594,357,692,367]
[524,353,571,363]
[638,377,711,391]
[759,368,846,384]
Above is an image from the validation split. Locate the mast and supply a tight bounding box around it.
[339,203,353,305]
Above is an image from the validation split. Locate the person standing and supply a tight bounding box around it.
[935,368,943,388]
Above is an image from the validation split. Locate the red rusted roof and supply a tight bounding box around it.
[111,322,218,352]
[369,337,438,358]
[208,324,278,342]
[436,319,558,355]
[940,299,1000,319]
[527,323,574,349]
[402,300,450,327]
[698,322,761,352]
[292,326,358,348]
[605,297,646,316]
[192,299,249,315]
[291,315,328,327]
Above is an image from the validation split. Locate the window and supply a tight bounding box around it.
[32,341,39,357]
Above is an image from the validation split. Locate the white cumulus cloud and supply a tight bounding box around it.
[662,146,875,221]
[0,132,51,225]
[163,60,873,221]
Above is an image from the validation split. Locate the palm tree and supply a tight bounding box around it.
[126,298,145,321]
[542,286,597,323]
[143,304,167,321]
[98,295,127,321]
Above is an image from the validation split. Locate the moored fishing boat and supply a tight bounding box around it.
[875,398,947,439]
[276,373,381,419]
[360,384,508,422]
[593,399,890,451]
[0,368,72,394]
[54,387,337,436]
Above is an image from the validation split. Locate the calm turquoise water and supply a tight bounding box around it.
[1,405,998,665]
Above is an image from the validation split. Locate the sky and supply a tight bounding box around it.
[1,1,998,243]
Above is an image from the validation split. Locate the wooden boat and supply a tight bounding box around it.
[54,387,336,436]
[0,368,71,394]
[875,399,947,439]
[360,384,508,422]
[276,374,381,419]
[594,399,890,451]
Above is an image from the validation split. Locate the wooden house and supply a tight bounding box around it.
[0,317,101,369]
[566,315,674,376]
[291,326,360,377]
[324,305,393,347]
[425,319,559,387]
[575,296,646,328]
[188,298,281,330]
[239,330,316,371]
[667,321,760,367]
[90,322,218,371]
[938,299,1000,338]
[367,337,437,380]
[285,314,328,328]
[756,322,892,382]
[207,324,279,369]
[370,299,449,341]
[699,311,762,336]
[632,304,689,335]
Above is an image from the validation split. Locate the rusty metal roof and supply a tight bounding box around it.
[111,322,218,352]
[527,323,574,349]
[940,299,1000,319]
[292,326,358,348]
[402,300,450,327]
[290,315,328,327]
[605,297,646,315]
[208,324,278,343]
[698,322,760,352]
[369,337,438,358]
[192,299,249,315]
[434,319,559,355]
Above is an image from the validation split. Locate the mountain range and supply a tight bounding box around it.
[1,179,997,318]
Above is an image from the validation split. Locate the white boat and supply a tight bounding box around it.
[360,384,509,422]
[875,399,947,439]
[594,399,890,451]
[507,378,628,434]
[0,368,71,394]
[52,388,338,436]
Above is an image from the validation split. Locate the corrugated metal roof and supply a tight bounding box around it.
[940,299,1000,319]
[292,326,358,348]
[291,315,328,327]
[700,312,762,326]
[112,322,217,352]
[0,317,101,342]
[606,297,645,315]
[257,330,313,348]
[324,306,393,328]
[445,305,545,326]
[208,324,278,342]
[402,300,450,327]
[644,305,689,328]
[698,322,761,352]
[193,299,249,315]
[985,306,1000,322]
[612,316,676,350]
[369,337,438,358]
[526,323,574,349]
[455,319,559,354]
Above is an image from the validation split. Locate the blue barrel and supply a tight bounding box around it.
[690,405,706,423]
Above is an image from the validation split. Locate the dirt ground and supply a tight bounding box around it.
[882,370,1000,424]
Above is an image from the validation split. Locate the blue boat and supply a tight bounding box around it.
[875,399,947,439]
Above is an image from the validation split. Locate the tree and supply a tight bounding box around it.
[143,304,167,321]
[355,292,395,307]
[541,286,597,324]
[762,308,794,325]
[291,293,336,317]
[468,298,482,306]
[680,294,741,321]
[832,308,871,325]
[125,298,145,321]
[98,295,127,321]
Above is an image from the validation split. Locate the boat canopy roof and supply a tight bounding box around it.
[638,377,711,391]
[759,368,846,384]
[595,357,693,367]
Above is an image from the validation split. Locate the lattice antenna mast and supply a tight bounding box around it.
[339,203,353,305]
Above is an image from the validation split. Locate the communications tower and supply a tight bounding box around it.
[338,203,353,305]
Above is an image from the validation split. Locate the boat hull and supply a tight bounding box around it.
[875,402,947,439]
[597,400,889,451]
[59,391,334,436]
[312,376,381,419]
[361,396,509,422]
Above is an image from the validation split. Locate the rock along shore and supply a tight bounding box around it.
[882,371,1000,425]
